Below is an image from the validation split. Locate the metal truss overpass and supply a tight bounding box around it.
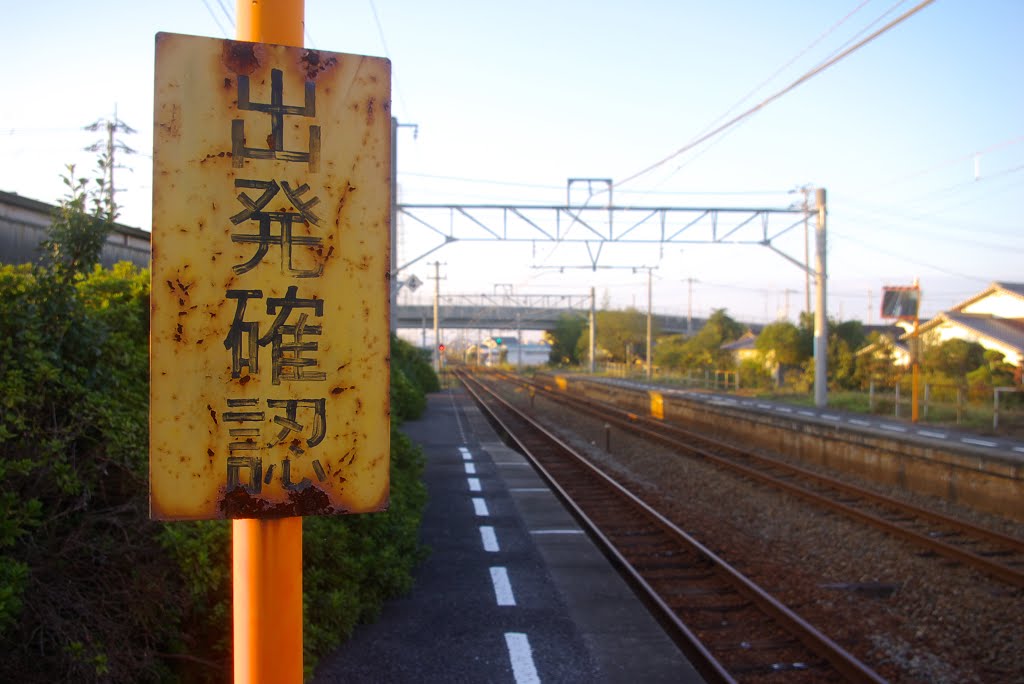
[394,293,707,334]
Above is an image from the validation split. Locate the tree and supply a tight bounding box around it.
[686,308,745,369]
[923,338,987,382]
[828,319,866,390]
[755,320,806,367]
[653,334,689,370]
[853,331,901,389]
[42,159,116,279]
[545,314,586,365]
[579,308,652,363]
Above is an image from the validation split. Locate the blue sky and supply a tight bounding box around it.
[2,1,1021,327]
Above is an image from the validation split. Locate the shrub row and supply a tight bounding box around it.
[0,260,434,682]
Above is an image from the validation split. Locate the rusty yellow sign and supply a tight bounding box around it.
[150,33,391,520]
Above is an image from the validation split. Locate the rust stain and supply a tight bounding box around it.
[219,485,338,518]
[158,103,182,139]
[223,40,260,75]
[300,50,339,81]
[153,34,392,521]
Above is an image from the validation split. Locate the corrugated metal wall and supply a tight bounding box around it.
[0,191,150,269]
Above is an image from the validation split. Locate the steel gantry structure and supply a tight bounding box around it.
[389,174,829,407]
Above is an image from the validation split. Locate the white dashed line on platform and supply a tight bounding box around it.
[1014,447,1024,454]
[962,438,997,448]
[504,633,540,684]
[459,447,471,460]
[918,430,947,439]
[776,407,793,413]
[465,463,477,475]
[468,478,481,492]
[490,567,516,606]
[480,526,499,552]
[880,424,907,432]
[472,497,490,517]
[757,404,772,409]
[850,419,871,426]
[822,414,840,421]
[798,410,815,417]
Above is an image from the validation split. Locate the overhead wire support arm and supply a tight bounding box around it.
[766,215,807,243]
[455,206,501,240]
[396,203,807,245]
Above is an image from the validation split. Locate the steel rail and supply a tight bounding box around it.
[506,371,1024,589]
[459,370,885,684]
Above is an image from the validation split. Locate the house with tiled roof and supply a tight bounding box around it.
[720,330,759,364]
[855,325,912,366]
[859,282,1024,368]
[911,282,1024,366]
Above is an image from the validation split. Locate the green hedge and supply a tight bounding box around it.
[0,259,435,682]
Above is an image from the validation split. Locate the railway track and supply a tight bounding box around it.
[496,370,1024,590]
[457,369,885,683]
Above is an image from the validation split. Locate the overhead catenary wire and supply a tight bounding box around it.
[615,0,937,190]
[200,0,231,38]
[368,0,410,117]
[643,0,881,191]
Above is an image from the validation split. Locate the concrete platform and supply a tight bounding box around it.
[313,388,703,683]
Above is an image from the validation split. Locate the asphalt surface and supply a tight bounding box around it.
[313,388,702,684]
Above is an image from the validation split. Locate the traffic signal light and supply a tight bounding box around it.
[438,344,446,353]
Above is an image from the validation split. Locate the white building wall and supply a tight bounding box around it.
[961,291,1024,317]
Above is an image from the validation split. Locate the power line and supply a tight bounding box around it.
[213,0,235,29]
[648,0,903,189]
[867,134,1024,189]
[836,191,1019,236]
[402,170,787,197]
[199,0,230,38]
[907,162,1024,203]
[368,0,410,117]
[615,0,937,189]
[692,0,877,153]
[831,229,990,283]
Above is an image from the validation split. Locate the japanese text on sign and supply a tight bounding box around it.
[151,33,391,520]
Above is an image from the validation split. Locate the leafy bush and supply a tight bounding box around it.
[392,335,440,395]
[0,260,178,683]
[0,169,430,682]
[304,427,426,673]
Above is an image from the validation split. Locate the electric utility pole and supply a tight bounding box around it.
[645,267,655,380]
[685,277,696,335]
[813,189,828,408]
[390,118,418,333]
[429,261,446,372]
[84,106,136,215]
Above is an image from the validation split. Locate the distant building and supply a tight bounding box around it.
[0,189,150,269]
[719,330,759,365]
[857,282,1024,368]
[470,336,552,367]
[913,282,1024,366]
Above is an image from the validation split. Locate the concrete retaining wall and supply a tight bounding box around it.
[540,373,1024,523]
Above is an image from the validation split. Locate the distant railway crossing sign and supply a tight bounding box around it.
[150,33,391,520]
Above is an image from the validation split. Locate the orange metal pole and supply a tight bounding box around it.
[233,3,305,683]
[911,282,921,423]
[233,517,303,683]
[236,0,305,47]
